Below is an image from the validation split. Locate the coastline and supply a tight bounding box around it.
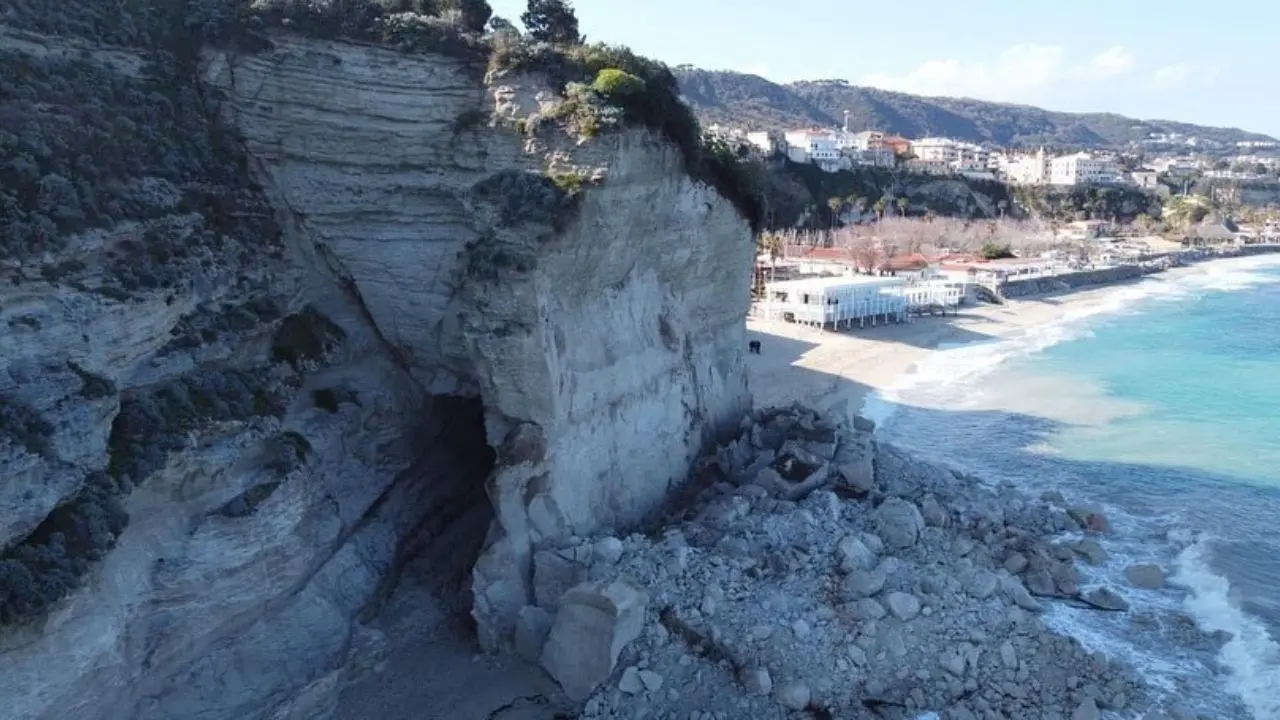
[747,250,1280,426]
[745,284,1121,420]
[741,254,1279,719]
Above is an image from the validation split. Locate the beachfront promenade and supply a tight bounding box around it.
[754,275,963,329]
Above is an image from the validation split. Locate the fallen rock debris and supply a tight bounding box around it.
[514,404,1232,719]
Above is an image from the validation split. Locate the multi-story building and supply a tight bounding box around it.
[953,145,991,173]
[784,130,846,171]
[912,137,961,164]
[846,130,885,151]
[1128,168,1161,189]
[1049,153,1119,185]
[1001,148,1049,185]
[1150,157,1201,177]
[745,130,786,156]
[843,145,895,168]
[880,135,912,156]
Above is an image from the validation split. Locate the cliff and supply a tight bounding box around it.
[0,25,753,720]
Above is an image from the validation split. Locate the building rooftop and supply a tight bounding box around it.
[764,275,906,293]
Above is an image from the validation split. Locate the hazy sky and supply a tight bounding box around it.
[486,0,1278,138]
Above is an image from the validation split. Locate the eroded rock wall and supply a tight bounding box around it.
[1,26,754,720]
[203,34,754,649]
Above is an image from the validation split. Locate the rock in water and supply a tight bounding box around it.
[539,578,649,700]
[1124,564,1166,589]
[1084,587,1130,612]
[1071,538,1108,566]
[875,497,925,550]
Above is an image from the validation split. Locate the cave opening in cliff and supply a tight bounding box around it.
[395,394,497,631]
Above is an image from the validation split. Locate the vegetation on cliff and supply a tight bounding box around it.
[0,0,290,626]
[487,35,764,229]
[1011,183,1162,224]
[766,159,1014,229]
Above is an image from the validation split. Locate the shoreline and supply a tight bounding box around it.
[739,253,1276,719]
[747,250,1280,426]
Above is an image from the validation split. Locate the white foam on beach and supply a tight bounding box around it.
[860,254,1280,431]
[1174,537,1280,720]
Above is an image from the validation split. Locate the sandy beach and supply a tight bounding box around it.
[745,284,1126,420]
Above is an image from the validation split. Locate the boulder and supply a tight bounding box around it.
[1071,538,1108,566]
[539,578,649,701]
[1002,577,1043,612]
[885,591,922,621]
[874,498,925,550]
[843,569,887,599]
[1067,507,1110,533]
[1124,563,1166,590]
[514,605,554,664]
[836,535,878,573]
[1072,697,1102,720]
[837,459,875,495]
[1084,587,1130,612]
[1003,552,1029,574]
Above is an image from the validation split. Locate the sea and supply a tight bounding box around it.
[863,254,1280,720]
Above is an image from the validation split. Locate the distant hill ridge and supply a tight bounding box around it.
[673,67,1276,150]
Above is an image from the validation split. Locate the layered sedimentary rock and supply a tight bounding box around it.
[0,27,753,720]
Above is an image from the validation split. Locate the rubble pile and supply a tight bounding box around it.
[516,404,1165,719]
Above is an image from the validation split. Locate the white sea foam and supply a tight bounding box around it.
[859,254,1280,432]
[1174,538,1280,720]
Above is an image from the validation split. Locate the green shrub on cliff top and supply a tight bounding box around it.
[489,41,764,231]
[591,68,645,98]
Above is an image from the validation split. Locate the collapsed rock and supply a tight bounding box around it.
[875,497,925,549]
[538,578,649,701]
[549,405,1156,719]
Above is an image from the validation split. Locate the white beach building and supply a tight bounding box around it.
[757,276,909,328]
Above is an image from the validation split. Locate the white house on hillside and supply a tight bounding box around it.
[785,130,846,172]
[1000,148,1049,185]
[1049,153,1120,185]
[913,137,961,163]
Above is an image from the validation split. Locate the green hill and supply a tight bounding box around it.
[674,67,1275,149]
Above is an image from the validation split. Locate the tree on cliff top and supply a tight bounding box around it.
[521,0,583,44]
[438,0,492,33]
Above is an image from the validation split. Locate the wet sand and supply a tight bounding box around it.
[745,288,1122,419]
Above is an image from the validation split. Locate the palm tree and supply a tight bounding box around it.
[997,199,1008,219]
[873,197,888,221]
[827,196,844,229]
[896,197,909,217]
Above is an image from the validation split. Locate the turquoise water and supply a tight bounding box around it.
[867,255,1280,719]
[1043,280,1280,485]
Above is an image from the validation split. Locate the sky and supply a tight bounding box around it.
[486,0,1279,138]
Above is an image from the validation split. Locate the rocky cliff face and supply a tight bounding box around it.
[0,28,753,720]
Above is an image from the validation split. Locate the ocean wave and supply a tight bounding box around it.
[1174,537,1280,720]
[859,255,1280,431]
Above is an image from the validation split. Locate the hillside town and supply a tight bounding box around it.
[751,214,1280,329]
[709,119,1280,189]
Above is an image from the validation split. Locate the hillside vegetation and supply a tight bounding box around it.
[675,68,1275,149]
